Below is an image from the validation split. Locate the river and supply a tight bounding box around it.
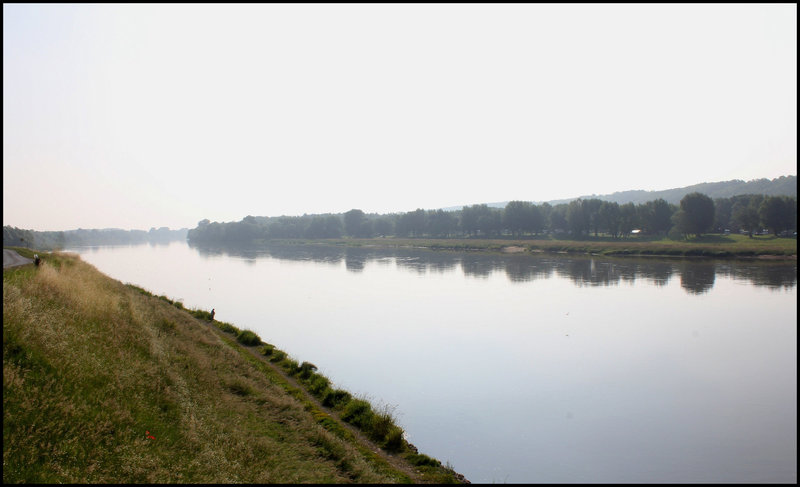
[64,241,797,483]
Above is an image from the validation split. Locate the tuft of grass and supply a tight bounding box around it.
[298,361,318,380]
[341,398,375,430]
[406,453,441,467]
[322,389,352,409]
[215,320,240,335]
[227,379,254,396]
[235,329,262,346]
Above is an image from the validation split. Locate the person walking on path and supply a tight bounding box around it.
[210,308,215,321]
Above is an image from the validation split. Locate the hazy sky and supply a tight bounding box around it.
[3,4,797,232]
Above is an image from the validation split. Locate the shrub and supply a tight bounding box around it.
[236,329,262,346]
[369,408,396,443]
[308,375,330,397]
[189,309,213,321]
[269,350,287,363]
[258,344,275,356]
[127,284,153,297]
[407,453,441,467]
[298,361,318,380]
[281,357,300,375]
[216,321,239,335]
[322,389,351,408]
[382,425,405,452]
[341,399,374,430]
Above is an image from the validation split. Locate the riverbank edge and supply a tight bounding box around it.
[209,236,798,260]
[3,247,469,484]
[135,289,470,484]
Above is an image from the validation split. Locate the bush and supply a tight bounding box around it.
[216,321,239,335]
[407,453,441,467]
[236,329,262,346]
[308,375,330,397]
[281,357,300,375]
[322,389,351,408]
[341,399,374,429]
[298,361,318,380]
[269,350,287,363]
[382,425,405,452]
[258,344,275,356]
[369,408,396,443]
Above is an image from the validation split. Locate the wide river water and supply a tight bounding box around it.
[64,241,797,483]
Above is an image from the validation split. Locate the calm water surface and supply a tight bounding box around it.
[66,241,797,483]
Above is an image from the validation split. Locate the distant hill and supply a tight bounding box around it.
[444,175,797,210]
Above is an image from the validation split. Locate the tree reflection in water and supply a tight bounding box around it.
[187,241,796,294]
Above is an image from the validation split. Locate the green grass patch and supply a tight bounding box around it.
[235,329,262,346]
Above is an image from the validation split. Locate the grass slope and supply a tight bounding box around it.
[3,250,462,483]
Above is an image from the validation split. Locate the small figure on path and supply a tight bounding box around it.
[210,308,215,321]
[34,254,41,267]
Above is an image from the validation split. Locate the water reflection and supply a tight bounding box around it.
[187,241,796,294]
[677,261,717,294]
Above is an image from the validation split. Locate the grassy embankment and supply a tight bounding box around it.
[3,248,464,484]
[270,234,797,259]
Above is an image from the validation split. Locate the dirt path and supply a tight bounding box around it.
[196,317,432,484]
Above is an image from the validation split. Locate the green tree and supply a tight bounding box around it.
[344,209,369,237]
[714,197,733,232]
[731,195,763,236]
[427,209,458,237]
[759,196,796,236]
[529,204,545,235]
[478,208,503,236]
[566,200,589,237]
[583,199,603,236]
[373,216,394,237]
[639,198,674,236]
[677,192,715,237]
[619,202,638,237]
[503,201,533,236]
[548,204,568,234]
[598,201,621,238]
[396,209,426,237]
[461,204,494,236]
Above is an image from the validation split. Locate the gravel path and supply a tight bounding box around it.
[3,248,34,268]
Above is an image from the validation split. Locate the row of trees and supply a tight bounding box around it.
[187,193,797,244]
[2,226,189,250]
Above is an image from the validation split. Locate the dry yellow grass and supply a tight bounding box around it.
[4,253,420,483]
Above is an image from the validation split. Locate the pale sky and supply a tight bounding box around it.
[3,3,797,232]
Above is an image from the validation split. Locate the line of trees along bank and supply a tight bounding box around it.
[187,193,797,244]
[3,226,190,250]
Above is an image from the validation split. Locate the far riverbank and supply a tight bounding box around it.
[221,234,797,260]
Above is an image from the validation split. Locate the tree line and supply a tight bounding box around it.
[187,193,797,243]
[3,226,189,250]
